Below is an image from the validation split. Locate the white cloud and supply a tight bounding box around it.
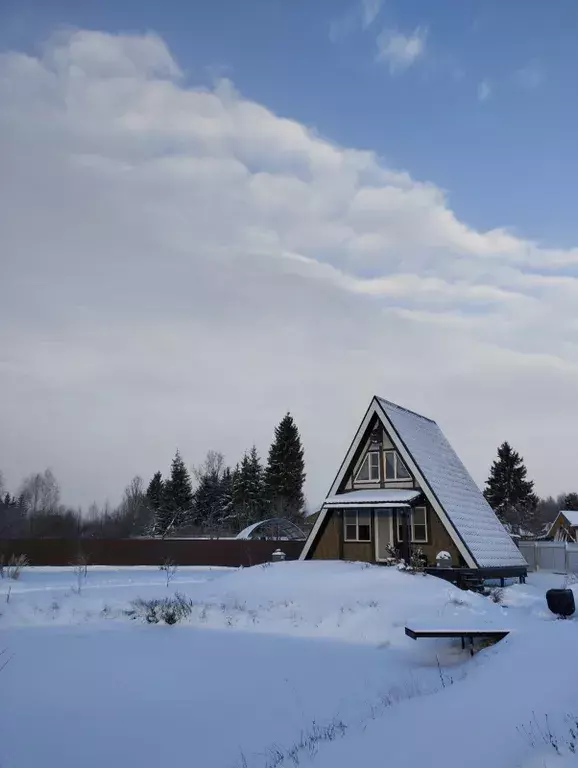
[376,26,427,73]
[0,29,577,509]
[361,0,382,28]
[329,0,382,42]
[478,79,492,102]
[514,61,545,90]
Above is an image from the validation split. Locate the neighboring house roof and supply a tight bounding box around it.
[546,510,578,538]
[324,489,422,507]
[300,396,526,569]
[561,510,578,527]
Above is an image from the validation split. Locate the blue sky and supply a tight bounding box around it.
[2,0,578,247]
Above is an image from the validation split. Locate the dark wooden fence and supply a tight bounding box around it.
[0,538,304,567]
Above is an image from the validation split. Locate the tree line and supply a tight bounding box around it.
[0,413,306,539]
[1,424,574,541]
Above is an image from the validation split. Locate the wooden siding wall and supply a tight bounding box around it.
[308,504,464,567]
[410,503,463,566]
[343,541,373,561]
[311,514,341,559]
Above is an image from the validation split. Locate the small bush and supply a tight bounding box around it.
[0,554,29,580]
[485,586,504,604]
[70,553,89,594]
[517,712,578,756]
[159,558,178,587]
[406,547,427,574]
[127,593,192,625]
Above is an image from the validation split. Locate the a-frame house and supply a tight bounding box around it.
[300,397,527,579]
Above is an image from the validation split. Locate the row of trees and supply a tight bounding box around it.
[1,429,572,541]
[147,413,305,536]
[483,441,578,536]
[0,413,306,539]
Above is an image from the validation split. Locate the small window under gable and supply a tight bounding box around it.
[355,452,380,483]
[384,450,411,481]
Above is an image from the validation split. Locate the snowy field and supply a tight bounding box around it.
[2,562,578,768]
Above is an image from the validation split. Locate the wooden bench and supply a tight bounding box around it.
[405,625,510,656]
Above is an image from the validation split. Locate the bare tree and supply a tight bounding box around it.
[18,469,60,514]
[159,557,178,587]
[192,450,226,484]
[111,476,153,537]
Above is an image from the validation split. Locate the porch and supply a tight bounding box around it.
[322,489,444,566]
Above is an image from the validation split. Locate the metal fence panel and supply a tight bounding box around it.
[518,542,536,570]
[567,544,578,573]
[520,541,578,573]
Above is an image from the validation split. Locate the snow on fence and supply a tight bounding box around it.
[519,540,578,573]
[0,538,304,567]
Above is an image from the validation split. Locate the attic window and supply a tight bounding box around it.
[355,452,380,483]
[384,450,411,481]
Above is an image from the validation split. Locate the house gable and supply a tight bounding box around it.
[547,510,578,540]
[343,416,417,492]
[301,396,526,568]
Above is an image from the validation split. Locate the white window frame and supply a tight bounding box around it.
[411,506,428,543]
[384,450,411,482]
[354,451,380,483]
[397,506,428,543]
[343,510,372,542]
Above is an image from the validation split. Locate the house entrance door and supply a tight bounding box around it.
[375,511,393,562]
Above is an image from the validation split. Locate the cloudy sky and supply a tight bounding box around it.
[1,0,578,508]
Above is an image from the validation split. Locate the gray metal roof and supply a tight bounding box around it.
[324,489,421,507]
[377,398,527,568]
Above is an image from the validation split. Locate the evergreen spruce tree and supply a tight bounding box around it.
[218,467,234,531]
[247,445,264,518]
[264,413,306,520]
[563,492,578,510]
[155,451,193,536]
[146,472,164,511]
[231,462,246,529]
[232,446,265,530]
[193,451,229,533]
[484,441,538,534]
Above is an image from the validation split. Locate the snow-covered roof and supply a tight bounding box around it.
[561,510,578,527]
[546,510,578,538]
[324,489,421,507]
[376,398,526,568]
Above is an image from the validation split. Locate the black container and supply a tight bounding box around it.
[546,588,575,617]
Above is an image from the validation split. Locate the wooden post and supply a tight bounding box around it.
[402,510,411,564]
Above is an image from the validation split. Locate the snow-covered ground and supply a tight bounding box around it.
[1,562,577,767]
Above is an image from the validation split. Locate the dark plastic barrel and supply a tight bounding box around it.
[546,588,575,617]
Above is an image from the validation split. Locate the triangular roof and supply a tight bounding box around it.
[301,396,526,568]
[547,510,578,537]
